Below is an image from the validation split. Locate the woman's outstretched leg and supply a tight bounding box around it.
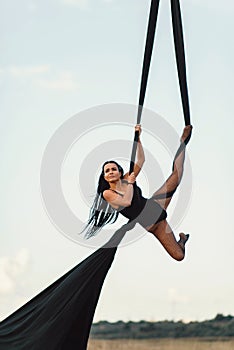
[152,125,192,210]
[147,220,189,261]
[146,126,192,260]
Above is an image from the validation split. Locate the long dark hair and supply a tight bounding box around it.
[82,161,124,239]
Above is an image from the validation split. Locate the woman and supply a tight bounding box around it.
[84,124,192,261]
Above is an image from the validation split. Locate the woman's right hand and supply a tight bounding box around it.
[127,172,136,184]
[135,124,142,136]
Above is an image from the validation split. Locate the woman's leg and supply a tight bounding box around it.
[152,125,192,210]
[146,126,192,260]
[147,220,189,261]
[152,149,185,209]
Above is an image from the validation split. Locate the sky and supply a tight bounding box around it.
[0,0,234,323]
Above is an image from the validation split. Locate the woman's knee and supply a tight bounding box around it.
[173,249,185,261]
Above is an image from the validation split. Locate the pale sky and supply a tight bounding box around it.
[1,0,234,323]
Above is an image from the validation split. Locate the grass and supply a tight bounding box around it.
[88,338,234,350]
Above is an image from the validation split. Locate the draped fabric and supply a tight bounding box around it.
[0,225,131,350]
[0,247,118,350]
[0,0,191,349]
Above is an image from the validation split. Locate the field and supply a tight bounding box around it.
[88,338,234,350]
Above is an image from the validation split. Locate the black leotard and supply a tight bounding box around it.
[110,182,167,228]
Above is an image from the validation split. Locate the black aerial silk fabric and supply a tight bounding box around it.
[130,0,160,173]
[0,225,131,350]
[0,0,191,349]
[171,0,191,127]
[0,246,117,350]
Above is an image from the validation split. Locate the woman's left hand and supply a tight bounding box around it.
[135,124,142,136]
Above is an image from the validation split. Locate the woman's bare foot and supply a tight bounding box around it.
[178,233,190,251]
[180,125,193,143]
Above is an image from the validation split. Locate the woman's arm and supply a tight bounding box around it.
[124,124,145,179]
[134,137,145,176]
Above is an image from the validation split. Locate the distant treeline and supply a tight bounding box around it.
[90,314,234,339]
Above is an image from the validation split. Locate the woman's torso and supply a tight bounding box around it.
[108,181,167,226]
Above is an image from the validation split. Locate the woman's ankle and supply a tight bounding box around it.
[178,233,189,246]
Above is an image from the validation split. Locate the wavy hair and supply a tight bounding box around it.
[82,161,124,239]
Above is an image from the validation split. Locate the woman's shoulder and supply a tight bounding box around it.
[103,189,124,200]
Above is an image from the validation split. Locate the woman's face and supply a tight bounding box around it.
[103,162,121,183]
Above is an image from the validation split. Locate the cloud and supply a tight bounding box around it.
[61,0,114,8]
[1,65,79,91]
[190,0,234,13]
[0,249,30,295]
[62,0,88,8]
[168,288,190,304]
[8,64,50,78]
[27,0,38,13]
[36,71,79,91]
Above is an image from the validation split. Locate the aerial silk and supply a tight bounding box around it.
[0,0,191,349]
